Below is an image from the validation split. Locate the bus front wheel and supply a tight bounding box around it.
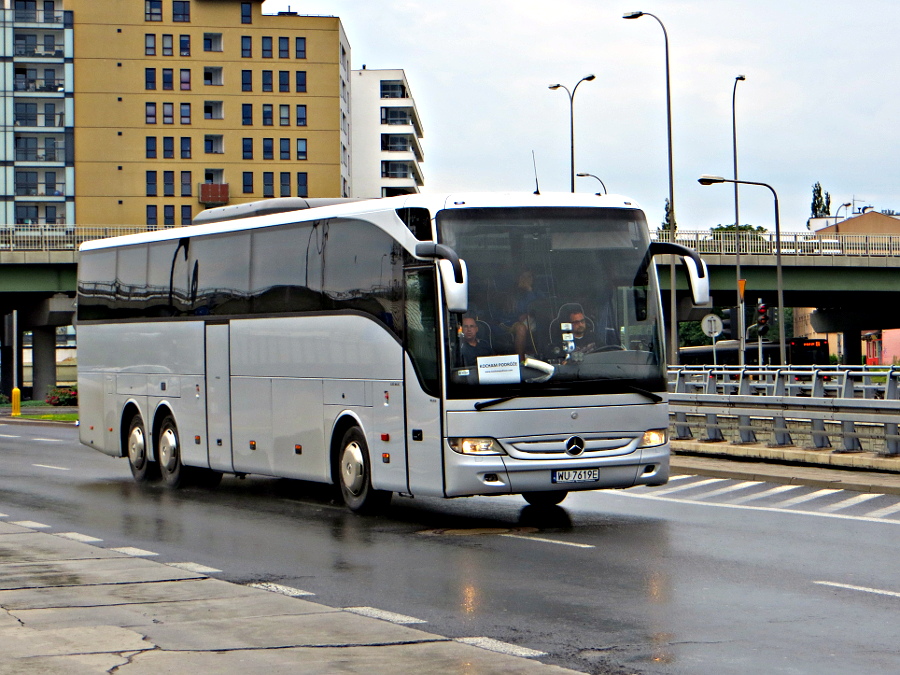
[127,414,159,482]
[158,414,187,489]
[338,427,391,514]
[522,491,568,507]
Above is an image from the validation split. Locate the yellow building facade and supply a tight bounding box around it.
[70,0,349,227]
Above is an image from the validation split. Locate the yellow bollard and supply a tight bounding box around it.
[11,387,20,417]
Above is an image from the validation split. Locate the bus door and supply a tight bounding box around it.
[403,267,444,495]
[205,322,233,473]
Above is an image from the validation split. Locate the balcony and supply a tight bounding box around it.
[13,45,64,58]
[15,147,65,163]
[14,112,66,128]
[198,182,229,206]
[15,182,66,198]
[10,9,65,25]
[13,78,66,93]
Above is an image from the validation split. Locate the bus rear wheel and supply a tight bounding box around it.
[522,491,568,507]
[127,414,159,482]
[158,414,187,489]
[338,427,391,514]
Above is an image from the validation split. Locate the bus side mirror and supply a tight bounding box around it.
[415,243,468,313]
[682,256,710,305]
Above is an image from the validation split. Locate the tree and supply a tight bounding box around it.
[661,198,673,231]
[811,182,832,218]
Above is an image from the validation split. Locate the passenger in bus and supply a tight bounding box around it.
[500,270,543,358]
[459,315,493,366]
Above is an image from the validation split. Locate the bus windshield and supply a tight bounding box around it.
[438,206,665,398]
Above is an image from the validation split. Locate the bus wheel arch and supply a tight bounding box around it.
[122,403,159,482]
[330,417,391,514]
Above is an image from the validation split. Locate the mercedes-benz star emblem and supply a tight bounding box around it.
[565,436,586,456]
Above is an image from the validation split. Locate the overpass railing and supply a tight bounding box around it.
[668,365,900,455]
[652,230,900,257]
[0,226,152,251]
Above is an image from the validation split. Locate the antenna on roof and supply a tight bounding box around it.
[532,151,541,195]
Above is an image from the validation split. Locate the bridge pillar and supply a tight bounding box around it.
[31,326,57,402]
[1,314,24,399]
[810,309,867,365]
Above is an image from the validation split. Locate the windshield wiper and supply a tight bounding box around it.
[474,395,520,411]
[623,385,664,403]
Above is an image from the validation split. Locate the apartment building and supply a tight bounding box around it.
[350,67,423,199]
[2,0,351,228]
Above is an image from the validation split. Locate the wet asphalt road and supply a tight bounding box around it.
[1,422,899,675]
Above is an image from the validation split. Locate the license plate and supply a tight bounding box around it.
[551,469,600,484]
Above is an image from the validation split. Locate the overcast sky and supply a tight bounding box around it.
[263,0,900,232]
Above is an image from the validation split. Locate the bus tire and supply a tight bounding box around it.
[522,491,568,507]
[157,414,187,489]
[127,413,159,482]
[338,427,391,514]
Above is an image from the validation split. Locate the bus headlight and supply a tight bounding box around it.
[639,429,668,448]
[448,437,506,455]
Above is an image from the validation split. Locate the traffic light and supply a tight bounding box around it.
[757,301,770,336]
[721,308,734,340]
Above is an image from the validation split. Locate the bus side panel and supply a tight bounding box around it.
[77,371,115,455]
[404,354,444,497]
[231,376,274,475]
[272,378,327,481]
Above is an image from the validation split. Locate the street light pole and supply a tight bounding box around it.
[623,10,678,365]
[732,74,746,365]
[576,172,607,194]
[549,74,595,193]
[834,201,851,234]
[699,175,787,365]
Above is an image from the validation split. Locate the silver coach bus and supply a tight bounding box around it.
[76,193,708,512]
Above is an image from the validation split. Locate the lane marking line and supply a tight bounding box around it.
[247,582,315,597]
[11,520,50,529]
[343,606,427,624]
[456,637,547,658]
[647,477,727,497]
[500,533,595,549]
[814,581,900,599]
[728,484,803,504]
[685,480,763,501]
[865,501,900,518]
[770,488,842,508]
[55,532,102,543]
[166,562,222,574]
[32,438,64,443]
[32,464,70,471]
[818,493,882,513]
[0,434,21,438]
[109,546,158,557]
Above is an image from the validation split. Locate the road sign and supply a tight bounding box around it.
[701,313,723,338]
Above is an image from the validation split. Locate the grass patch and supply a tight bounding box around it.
[18,412,79,422]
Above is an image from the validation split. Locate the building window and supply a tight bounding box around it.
[279,37,289,58]
[295,37,306,59]
[204,135,223,154]
[146,103,157,124]
[147,205,158,227]
[173,1,190,22]
[162,34,173,56]
[181,136,191,158]
[296,138,307,160]
[181,171,192,197]
[263,172,274,197]
[279,138,290,160]
[145,34,156,55]
[241,70,252,91]
[296,104,306,126]
[180,35,190,56]
[163,136,174,158]
[262,36,272,58]
[162,68,173,90]
[203,33,222,52]
[146,171,157,196]
[242,138,253,159]
[146,136,157,159]
[297,172,308,198]
[181,204,192,225]
[280,172,290,197]
[145,68,156,90]
[163,171,175,196]
[296,71,306,93]
[180,69,191,90]
[242,103,253,126]
[204,101,223,119]
[204,67,223,86]
[243,171,253,193]
[164,204,175,226]
[145,0,162,22]
[241,2,252,24]
[279,71,289,92]
[279,105,290,126]
[162,102,174,124]
[262,104,273,126]
[180,103,191,124]
[262,138,273,160]
[262,70,272,92]
[241,36,251,58]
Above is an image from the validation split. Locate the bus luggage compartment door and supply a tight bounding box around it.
[205,322,234,473]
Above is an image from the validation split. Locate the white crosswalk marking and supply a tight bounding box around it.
[771,489,842,508]
[728,484,802,504]
[648,478,726,497]
[864,501,900,518]
[818,493,882,513]
[688,481,762,501]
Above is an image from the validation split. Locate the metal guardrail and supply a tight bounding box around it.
[0,226,153,252]
[668,365,900,455]
[652,230,900,257]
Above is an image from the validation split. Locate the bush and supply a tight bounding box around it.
[46,386,77,406]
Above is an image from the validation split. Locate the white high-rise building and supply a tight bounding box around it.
[350,67,423,198]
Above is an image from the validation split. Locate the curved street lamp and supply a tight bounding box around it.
[834,202,852,233]
[732,74,746,364]
[549,74,596,193]
[623,10,678,364]
[699,174,786,365]
[576,172,607,195]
